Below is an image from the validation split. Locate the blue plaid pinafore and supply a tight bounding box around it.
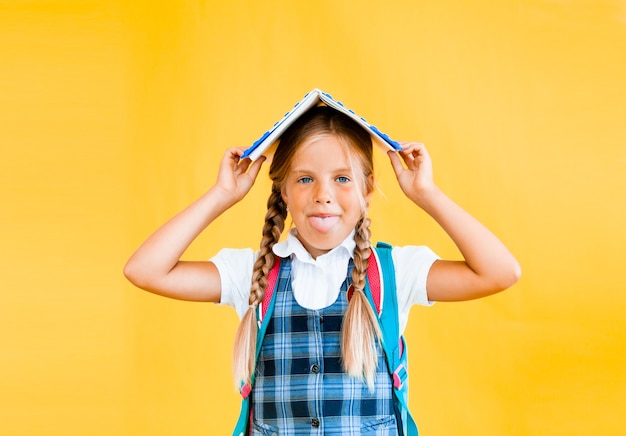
[250,257,398,435]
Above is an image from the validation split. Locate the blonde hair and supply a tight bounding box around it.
[233,105,380,390]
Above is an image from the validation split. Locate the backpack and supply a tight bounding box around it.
[233,242,419,436]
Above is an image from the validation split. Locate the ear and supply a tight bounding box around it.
[281,186,289,206]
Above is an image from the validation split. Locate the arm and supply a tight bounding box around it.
[123,148,266,302]
[388,143,521,302]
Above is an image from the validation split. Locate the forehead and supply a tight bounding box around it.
[291,134,353,168]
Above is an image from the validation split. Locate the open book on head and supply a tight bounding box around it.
[242,88,403,161]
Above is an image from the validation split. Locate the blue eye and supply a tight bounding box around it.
[298,176,313,184]
[336,176,350,183]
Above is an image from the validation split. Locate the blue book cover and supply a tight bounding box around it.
[242,88,402,161]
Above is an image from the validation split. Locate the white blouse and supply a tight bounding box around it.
[212,229,438,334]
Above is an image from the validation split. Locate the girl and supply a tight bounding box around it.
[124,105,521,435]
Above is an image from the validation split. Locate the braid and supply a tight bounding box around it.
[232,185,287,389]
[351,215,372,293]
[249,186,286,305]
[341,215,382,390]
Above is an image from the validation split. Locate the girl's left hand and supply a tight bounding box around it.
[387,142,436,204]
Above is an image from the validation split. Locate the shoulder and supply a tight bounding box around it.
[389,244,439,308]
[389,244,439,280]
[211,248,258,318]
[390,243,436,269]
[373,243,438,274]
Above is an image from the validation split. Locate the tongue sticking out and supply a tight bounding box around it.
[308,216,339,233]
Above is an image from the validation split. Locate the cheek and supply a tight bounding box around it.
[282,185,306,210]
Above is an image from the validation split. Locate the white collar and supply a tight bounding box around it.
[272,228,356,264]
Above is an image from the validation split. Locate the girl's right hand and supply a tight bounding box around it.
[123,147,266,302]
[215,148,266,204]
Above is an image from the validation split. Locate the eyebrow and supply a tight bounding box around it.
[291,166,354,174]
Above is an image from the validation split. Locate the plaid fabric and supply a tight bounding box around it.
[251,258,398,435]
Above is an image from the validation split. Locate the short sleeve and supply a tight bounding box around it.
[210,248,256,320]
[392,245,439,333]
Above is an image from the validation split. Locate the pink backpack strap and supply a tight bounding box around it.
[347,249,382,315]
[259,257,281,322]
[367,249,382,315]
[242,256,282,400]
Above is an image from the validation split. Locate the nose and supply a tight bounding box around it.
[314,180,333,204]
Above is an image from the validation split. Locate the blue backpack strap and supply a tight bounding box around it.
[232,257,282,436]
[371,242,419,436]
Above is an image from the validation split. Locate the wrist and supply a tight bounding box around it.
[410,184,443,208]
[206,185,240,209]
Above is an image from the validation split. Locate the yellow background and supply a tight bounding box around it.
[1,1,625,434]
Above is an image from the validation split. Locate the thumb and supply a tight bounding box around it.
[387,150,404,177]
[246,156,266,181]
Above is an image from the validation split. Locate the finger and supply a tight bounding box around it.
[387,150,405,176]
[220,148,240,172]
[399,142,423,156]
[398,141,421,149]
[397,146,417,168]
[399,142,428,168]
[225,147,244,157]
[246,156,266,180]
[223,147,243,168]
[411,143,430,165]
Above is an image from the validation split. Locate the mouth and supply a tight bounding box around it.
[307,214,340,233]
